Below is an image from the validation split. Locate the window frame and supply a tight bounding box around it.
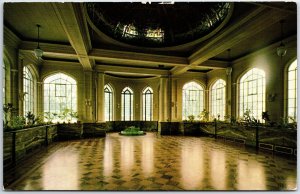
[121,87,134,121]
[23,66,35,116]
[43,73,77,123]
[210,79,226,120]
[104,84,113,121]
[142,87,153,121]
[182,81,204,120]
[238,68,265,122]
[287,60,297,122]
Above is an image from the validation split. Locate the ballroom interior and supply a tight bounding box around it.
[2,2,298,191]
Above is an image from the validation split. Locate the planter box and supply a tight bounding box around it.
[83,123,107,137]
[57,123,83,139]
[3,124,57,169]
[183,122,202,136]
[160,122,181,135]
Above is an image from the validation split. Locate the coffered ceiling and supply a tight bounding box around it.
[3,2,297,77]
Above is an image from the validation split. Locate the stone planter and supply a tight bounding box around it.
[83,123,107,137]
[183,122,201,136]
[57,123,83,139]
[160,122,181,135]
[3,124,57,169]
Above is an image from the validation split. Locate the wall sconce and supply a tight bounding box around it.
[117,103,120,109]
[19,92,27,101]
[136,104,139,109]
[85,99,91,106]
[267,93,276,102]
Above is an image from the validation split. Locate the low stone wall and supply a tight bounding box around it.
[3,124,57,169]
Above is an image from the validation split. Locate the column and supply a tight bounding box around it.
[83,71,93,122]
[159,76,169,122]
[226,67,232,117]
[97,72,105,122]
[18,56,24,116]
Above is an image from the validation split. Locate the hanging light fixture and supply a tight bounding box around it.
[277,20,287,57]
[34,24,43,58]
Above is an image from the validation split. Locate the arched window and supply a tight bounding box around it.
[288,60,297,122]
[142,87,153,121]
[44,73,77,123]
[211,79,226,120]
[104,84,113,121]
[23,66,34,115]
[182,81,204,120]
[239,68,265,121]
[3,61,6,105]
[121,87,133,121]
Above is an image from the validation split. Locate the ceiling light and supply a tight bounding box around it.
[277,20,287,57]
[34,24,43,58]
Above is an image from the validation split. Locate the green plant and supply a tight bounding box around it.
[242,109,259,126]
[11,116,26,130]
[69,111,78,122]
[3,103,17,129]
[199,109,209,122]
[25,111,36,126]
[187,115,195,122]
[44,112,54,123]
[35,114,45,125]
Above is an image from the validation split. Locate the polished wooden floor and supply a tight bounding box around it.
[4,133,297,190]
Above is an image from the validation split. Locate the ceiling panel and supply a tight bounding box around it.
[4,2,69,44]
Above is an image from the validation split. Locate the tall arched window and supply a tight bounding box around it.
[142,87,153,121]
[182,81,204,120]
[239,68,265,121]
[104,84,113,121]
[211,79,226,120]
[288,60,297,122]
[121,87,133,121]
[44,73,77,123]
[23,66,34,115]
[3,61,6,105]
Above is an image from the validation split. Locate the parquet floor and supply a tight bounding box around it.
[4,132,297,190]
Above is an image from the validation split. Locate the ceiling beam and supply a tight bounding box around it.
[20,41,77,57]
[90,48,188,67]
[96,64,169,76]
[52,2,94,70]
[247,2,297,14]
[171,6,291,75]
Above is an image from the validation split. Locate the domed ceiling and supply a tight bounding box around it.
[86,2,233,48]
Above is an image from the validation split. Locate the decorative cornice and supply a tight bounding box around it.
[4,26,21,48]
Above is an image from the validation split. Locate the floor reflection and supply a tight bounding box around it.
[103,138,114,177]
[42,149,79,190]
[120,137,134,177]
[210,150,227,190]
[141,137,154,176]
[5,133,297,191]
[180,141,204,189]
[237,160,266,190]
